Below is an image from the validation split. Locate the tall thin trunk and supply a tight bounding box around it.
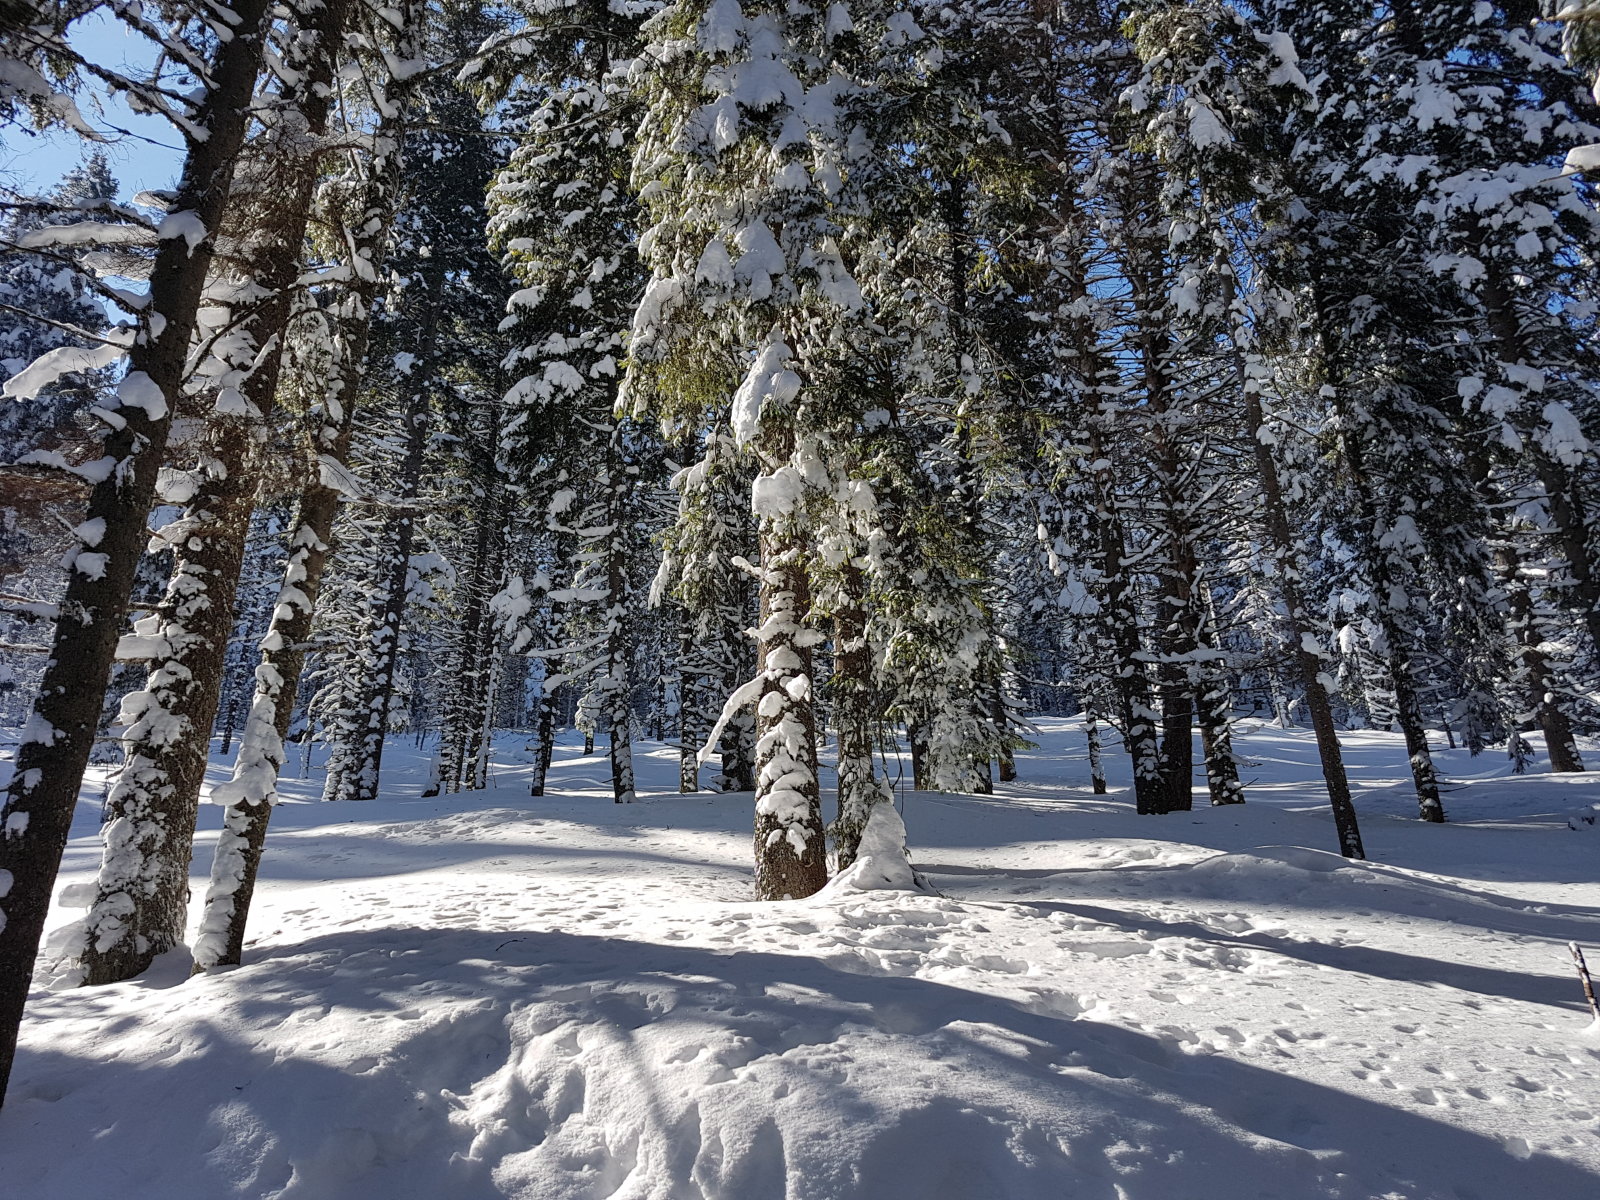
[1195,589,1244,806]
[995,678,1017,783]
[78,5,350,980]
[718,599,756,791]
[530,683,558,795]
[1310,272,1444,825]
[77,418,259,984]
[1238,348,1364,856]
[678,618,700,792]
[604,540,635,805]
[1086,433,1169,816]
[1340,431,1446,823]
[1085,706,1108,795]
[0,0,273,1099]
[601,427,635,804]
[441,482,504,793]
[193,71,419,968]
[908,723,927,792]
[1155,576,1196,812]
[323,268,440,803]
[473,651,501,791]
[719,705,755,791]
[832,560,889,871]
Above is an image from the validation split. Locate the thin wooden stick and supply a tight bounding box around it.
[1570,942,1600,1021]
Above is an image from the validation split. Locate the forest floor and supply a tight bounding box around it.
[3,718,1600,1199]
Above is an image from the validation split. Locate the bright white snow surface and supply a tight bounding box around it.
[5,718,1600,1199]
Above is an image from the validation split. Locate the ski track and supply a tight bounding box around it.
[3,718,1599,1199]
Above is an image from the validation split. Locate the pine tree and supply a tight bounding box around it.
[629,0,891,897]
[195,0,429,970]
[1128,0,1361,850]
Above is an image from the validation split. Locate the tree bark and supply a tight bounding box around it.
[1240,376,1364,853]
[78,0,352,980]
[0,0,273,1101]
[323,266,440,803]
[1085,706,1108,795]
[1086,436,1169,816]
[193,71,417,968]
[751,535,826,901]
[831,560,889,871]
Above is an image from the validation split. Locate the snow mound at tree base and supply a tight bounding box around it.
[819,802,931,895]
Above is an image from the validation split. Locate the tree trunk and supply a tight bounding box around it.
[1241,360,1364,856]
[602,430,635,804]
[719,704,755,791]
[1087,442,1169,816]
[323,271,439,803]
[0,0,273,1100]
[77,2,355,980]
[1085,706,1108,795]
[831,561,889,871]
[193,71,416,968]
[1195,592,1244,806]
[447,484,505,793]
[530,683,558,796]
[751,535,826,901]
[77,420,258,985]
[604,554,635,804]
[678,618,700,792]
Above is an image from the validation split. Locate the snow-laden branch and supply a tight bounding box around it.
[2,328,135,401]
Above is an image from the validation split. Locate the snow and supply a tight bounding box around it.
[820,802,922,894]
[1255,29,1310,93]
[2,338,129,401]
[157,210,208,251]
[730,337,800,445]
[1563,144,1600,175]
[698,0,745,54]
[1540,401,1593,466]
[732,220,786,300]
[4,720,1600,1198]
[1185,98,1231,149]
[693,237,733,288]
[15,221,156,250]
[117,370,169,420]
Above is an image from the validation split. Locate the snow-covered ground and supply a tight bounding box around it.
[4,718,1599,1199]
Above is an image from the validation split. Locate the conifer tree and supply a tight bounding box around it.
[196,0,430,969]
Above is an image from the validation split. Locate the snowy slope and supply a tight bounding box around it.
[3,719,1599,1199]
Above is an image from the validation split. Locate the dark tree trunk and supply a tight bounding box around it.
[678,618,700,793]
[832,560,887,871]
[530,684,558,796]
[1240,358,1364,857]
[1087,443,1169,816]
[78,419,258,985]
[78,2,352,980]
[1085,707,1108,795]
[0,0,273,1101]
[194,69,413,968]
[324,268,440,803]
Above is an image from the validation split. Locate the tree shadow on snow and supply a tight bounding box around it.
[7,924,1599,1200]
[1013,899,1590,1012]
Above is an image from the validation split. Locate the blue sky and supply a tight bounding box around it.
[0,11,182,199]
